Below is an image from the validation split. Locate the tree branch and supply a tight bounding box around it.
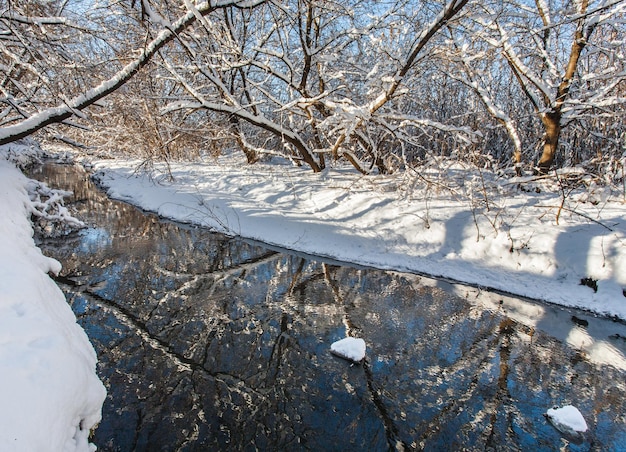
[0,0,266,146]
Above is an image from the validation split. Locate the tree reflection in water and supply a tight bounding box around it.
[33,164,626,451]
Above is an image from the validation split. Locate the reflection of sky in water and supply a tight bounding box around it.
[79,228,111,253]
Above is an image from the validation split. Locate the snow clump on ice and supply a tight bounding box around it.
[546,405,588,437]
[330,337,366,362]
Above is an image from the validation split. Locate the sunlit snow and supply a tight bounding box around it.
[0,147,105,451]
[330,337,367,362]
[90,154,626,321]
[546,405,588,434]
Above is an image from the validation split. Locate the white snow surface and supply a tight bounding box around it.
[91,154,626,321]
[0,158,106,451]
[546,405,588,434]
[330,337,367,362]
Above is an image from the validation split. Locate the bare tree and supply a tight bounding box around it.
[447,16,525,174]
[158,0,470,173]
[3,0,622,182]
[494,0,626,172]
[0,0,267,146]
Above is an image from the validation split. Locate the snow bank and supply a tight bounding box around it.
[90,156,626,321]
[0,158,106,451]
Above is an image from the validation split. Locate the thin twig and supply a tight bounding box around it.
[534,205,615,231]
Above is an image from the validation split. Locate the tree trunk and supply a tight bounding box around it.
[537,110,561,173]
[230,116,258,164]
[534,0,594,173]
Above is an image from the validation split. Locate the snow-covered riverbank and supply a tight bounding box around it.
[91,154,626,321]
[0,147,105,451]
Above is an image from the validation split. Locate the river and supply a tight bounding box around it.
[31,162,626,451]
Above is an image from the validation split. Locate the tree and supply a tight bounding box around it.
[0,0,267,146]
[494,0,625,172]
[3,0,622,180]
[444,0,626,174]
[447,15,526,173]
[158,0,470,173]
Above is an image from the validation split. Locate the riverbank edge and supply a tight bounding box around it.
[0,146,106,452]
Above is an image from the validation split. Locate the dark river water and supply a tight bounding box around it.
[31,163,626,451]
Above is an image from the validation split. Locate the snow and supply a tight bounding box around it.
[89,154,626,322]
[330,337,367,362]
[546,405,588,434]
[0,150,106,451]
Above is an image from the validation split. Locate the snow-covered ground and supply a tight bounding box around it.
[89,153,626,321]
[0,145,105,451]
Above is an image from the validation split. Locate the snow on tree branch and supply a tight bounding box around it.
[0,0,267,146]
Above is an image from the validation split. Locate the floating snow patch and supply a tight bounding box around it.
[330,337,366,362]
[546,405,588,438]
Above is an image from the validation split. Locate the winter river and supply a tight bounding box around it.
[32,162,626,451]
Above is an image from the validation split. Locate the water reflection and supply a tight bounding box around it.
[32,163,626,451]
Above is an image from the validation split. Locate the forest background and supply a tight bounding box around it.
[0,0,624,184]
